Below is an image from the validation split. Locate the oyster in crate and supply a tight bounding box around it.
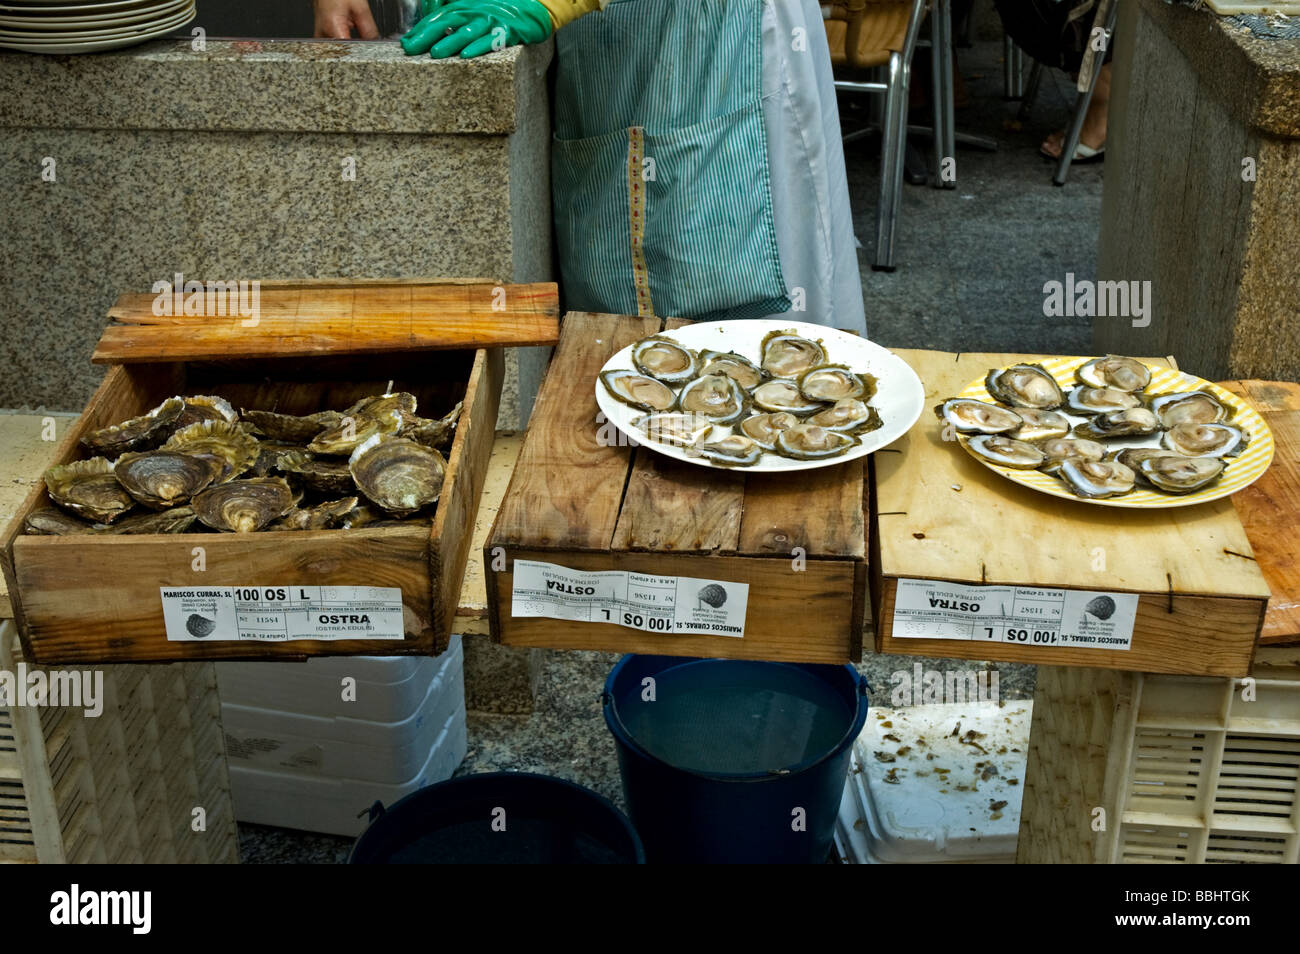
[632,335,698,384]
[600,369,679,413]
[276,450,356,495]
[44,457,135,524]
[114,450,223,509]
[345,391,420,421]
[405,401,463,449]
[271,496,363,531]
[985,364,1064,410]
[307,408,403,456]
[349,435,447,516]
[193,477,296,533]
[175,395,239,429]
[81,397,185,456]
[24,507,98,536]
[164,420,260,479]
[242,408,342,443]
[101,506,198,535]
[760,330,827,379]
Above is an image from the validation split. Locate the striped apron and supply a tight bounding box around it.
[552,0,791,322]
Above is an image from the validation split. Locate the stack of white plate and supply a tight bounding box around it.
[0,0,196,54]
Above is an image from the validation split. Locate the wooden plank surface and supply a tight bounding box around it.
[456,431,525,635]
[0,414,75,618]
[738,458,866,559]
[1223,380,1300,644]
[876,351,1271,600]
[490,312,659,552]
[93,280,560,363]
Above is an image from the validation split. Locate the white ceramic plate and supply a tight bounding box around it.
[0,2,189,45]
[0,3,188,38]
[0,0,170,11]
[0,0,187,30]
[594,319,926,473]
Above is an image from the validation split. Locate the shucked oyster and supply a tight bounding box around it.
[774,423,858,460]
[165,420,260,479]
[688,431,764,467]
[808,398,881,434]
[242,409,342,443]
[81,397,185,456]
[1072,407,1160,440]
[600,369,678,413]
[1064,385,1142,415]
[1075,356,1151,393]
[632,335,698,384]
[799,366,872,403]
[193,477,296,533]
[739,412,799,451]
[965,434,1046,470]
[631,411,713,448]
[1037,437,1106,468]
[44,457,135,524]
[1057,458,1136,499]
[1010,408,1070,442]
[114,450,223,509]
[760,331,826,379]
[935,398,1022,435]
[349,435,447,516]
[699,350,768,390]
[1136,455,1225,494]
[750,379,822,417]
[307,408,403,456]
[678,373,749,424]
[1150,391,1231,428]
[985,364,1064,410]
[1161,422,1248,458]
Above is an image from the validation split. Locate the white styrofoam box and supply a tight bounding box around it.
[849,700,1032,863]
[228,707,468,837]
[222,640,464,784]
[217,637,460,723]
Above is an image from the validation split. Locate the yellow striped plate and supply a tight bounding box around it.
[956,357,1275,509]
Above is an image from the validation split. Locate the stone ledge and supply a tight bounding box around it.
[0,37,553,135]
[1141,0,1300,138]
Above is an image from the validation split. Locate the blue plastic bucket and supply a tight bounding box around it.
[349,772,645,864]
[603,654,869,863]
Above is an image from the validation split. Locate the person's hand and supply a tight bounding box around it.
[313,0,380,39]
[401,0,553,58]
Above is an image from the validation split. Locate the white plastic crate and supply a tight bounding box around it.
[221,637,464,784]
[217,653,439,723]
[836,700,1031,864]
[227,706,468,837]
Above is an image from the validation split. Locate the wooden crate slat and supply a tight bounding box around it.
[737,458,867,559]
[94,281,560,363]
[1223,379,1300,644]
[610,453,745,554]
[491,312,660,552]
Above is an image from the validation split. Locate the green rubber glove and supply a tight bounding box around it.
[401,0,553,59]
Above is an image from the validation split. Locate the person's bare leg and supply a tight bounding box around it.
[1041,62,1110,158]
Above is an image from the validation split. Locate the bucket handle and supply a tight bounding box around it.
[359,800,386,824]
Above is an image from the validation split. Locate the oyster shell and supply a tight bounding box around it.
[405,401,462,449]
[678,373,749,424]
[1072,407,1161,440]
[1058,458,1136,499]
[600,369,678,413]
[271,496,363,531]
[1136,455,1225,494]
[164,420,260,479]
[774,423,858,460]
[193,477,296,533]
[1064,385,1142,415]
[688,431,764,467]
[101,506,198,535]
[631,412,714,448]
[114,450,222,509]
[965,434,1046,469]
[24,507,97,536]
[1075,356,1151,392]
[760,331,827,379]
[345,391,419,421]
[739,412,799,451]
[277,450,356,494]
[242,409,342,443]
[750,378,822,417]
[1150,390,1231,428]
[349,436,447,516]
[699,351,768,390]
[249,441,305,478]
[44,457,135,524]
[935,399,1023,435]
[1037,437,1106,467]
[1010,408,1070,442]
[1161,422,1247,458]
[799,365,871,403]
[808,398,881,434]
[307,409,403,456]
[175,395,239,429]
[81,397,185,456]
[632,335,698,384]
[985,364,1064,410]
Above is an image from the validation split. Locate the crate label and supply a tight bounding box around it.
[891,579,1137,651]
[511,560,748,638]
[160,586,406,642]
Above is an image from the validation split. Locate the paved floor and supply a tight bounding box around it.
[238,36,1105,863]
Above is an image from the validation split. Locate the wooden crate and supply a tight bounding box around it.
[1016,647,1300,864]
[0,621,239,863]
[1,279,558,664]
[870,350,1271,677]
[484,312,868,664]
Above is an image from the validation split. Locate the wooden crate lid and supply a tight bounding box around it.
[1223,380,1300,644]
[92,277,560,364]
[876,350,1271,601]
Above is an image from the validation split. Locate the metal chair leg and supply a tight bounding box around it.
[874,52,908,271]
[929,5,946,187]
[936,0,957,188]
[1003,35,1025,99]
[1018,59,1044,122]
[1054,0,1117,186]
